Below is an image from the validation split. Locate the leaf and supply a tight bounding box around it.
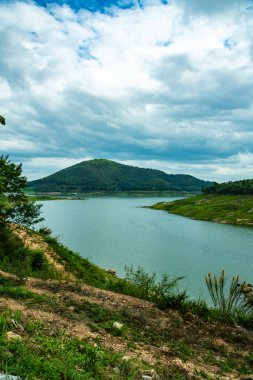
[0,115,5,126]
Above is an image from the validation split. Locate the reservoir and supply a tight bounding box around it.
[39,197,253,301]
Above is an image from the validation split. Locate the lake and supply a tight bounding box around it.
[39,197,253,301]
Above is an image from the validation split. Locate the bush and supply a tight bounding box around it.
[0,226,23,258]
[38,226,52,236]
[30,249,48,271]
[123,266,186,308]
[205,270,253,316]
[0,226,57,279]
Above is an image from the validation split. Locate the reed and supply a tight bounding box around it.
[205,270,253,315]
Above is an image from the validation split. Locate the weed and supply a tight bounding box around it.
[194,369,212,379]
[0,227,58,280]
[0,285,45,301]
[38,226,52,236]
[170,341,192,362]
[0,308,20,337]
[248,352,253,363]
[124,266,186,308]
[0,313,151,380]
[0,313,7,336]
[205,270,253,315]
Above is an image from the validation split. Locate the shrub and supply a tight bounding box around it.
[30,249,48,271]
[38,226,52,236]
[124,266,186,308]
[205,270,253,315]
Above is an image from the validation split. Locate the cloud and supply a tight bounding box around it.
[173,0,248,15]
[0,0,253,181]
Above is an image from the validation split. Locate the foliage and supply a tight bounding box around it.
[42,235,187,308]
[123,265,186,308]
[28,158,212,193]
[205,270,253,315]
[0,313,147,380]
[0,155,43,227]
[151,194,253,227]
[42,234,120,288]
[0,226,57,279]
[204,179,253,195]
[0,284,45,301]
[0,308,20,337]
[0,115,5,126]
[38,226,52,236]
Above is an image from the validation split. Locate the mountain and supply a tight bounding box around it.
[28,158,212,193]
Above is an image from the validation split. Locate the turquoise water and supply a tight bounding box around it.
[39,197,253,300]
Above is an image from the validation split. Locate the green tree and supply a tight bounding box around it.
[0,155,43,228]
[0,115,5,125]
[0,116,43,227]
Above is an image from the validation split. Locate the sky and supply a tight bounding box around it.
[0,0,253,182]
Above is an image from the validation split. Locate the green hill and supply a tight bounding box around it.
[203,178,253,195]
[28,159,212,193]
[150,194,253,227]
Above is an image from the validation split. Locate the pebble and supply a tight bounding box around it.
[5,332,22,341]
[113,321,123,330]
[122,355,131,361]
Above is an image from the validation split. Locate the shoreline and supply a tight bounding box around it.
[150,194,253,228]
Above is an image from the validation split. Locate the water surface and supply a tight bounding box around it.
[39,197,253,300]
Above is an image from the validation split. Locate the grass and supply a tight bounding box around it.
[42,234,121,288]
[0,284,46,302]
[0,274,252,379]
[0,311,152,380]
[42,234,188,310]
[205,270,253,315]
[0,226,59,279]
[150,194,253,227]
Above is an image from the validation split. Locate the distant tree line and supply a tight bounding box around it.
[203,179,253,195]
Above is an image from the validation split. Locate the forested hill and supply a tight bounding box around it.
[203,179,253,195]
[28,159,212,193]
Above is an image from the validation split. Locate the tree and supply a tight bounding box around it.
[0,115,6,125]
[0,155,43,228]
[0,115,43,227]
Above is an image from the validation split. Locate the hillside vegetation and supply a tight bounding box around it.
[151,194,253,227]
[204,179,253,195]
[0,226,253,380]
[28,159,212,194]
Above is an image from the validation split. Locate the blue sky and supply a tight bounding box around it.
[1,0,253,181]
[7,0,169,12]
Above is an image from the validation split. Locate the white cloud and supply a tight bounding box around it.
[1,0,253,181]
[22,156,91,179]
